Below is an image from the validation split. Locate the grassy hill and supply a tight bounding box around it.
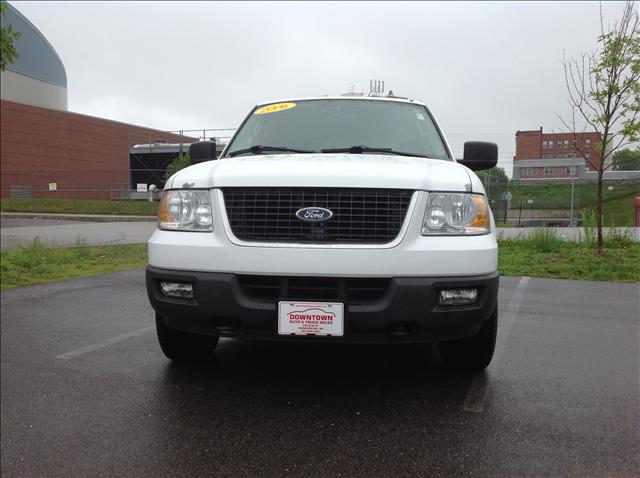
[508,180,640,209]
[485,179,640,226]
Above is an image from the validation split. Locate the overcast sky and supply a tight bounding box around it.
[9,1,633,174]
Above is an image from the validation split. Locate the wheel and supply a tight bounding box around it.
[155,313,219,361]
[439,306,497,372]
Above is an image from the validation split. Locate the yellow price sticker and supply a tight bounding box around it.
[254,102,297,115]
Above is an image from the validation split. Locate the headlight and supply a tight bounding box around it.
[422,193,489,235]
[158,190,213,232]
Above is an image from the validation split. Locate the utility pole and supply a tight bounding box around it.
[569,153,576,226]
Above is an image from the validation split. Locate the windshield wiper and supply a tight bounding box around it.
[321,146,427,158]
[228,145,315,157]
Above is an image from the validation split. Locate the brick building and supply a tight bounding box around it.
[512,127,612,181]
[1,100,196,199]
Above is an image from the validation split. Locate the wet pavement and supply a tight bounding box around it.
[1,271,638,477]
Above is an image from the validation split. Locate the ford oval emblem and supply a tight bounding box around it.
[295,207,333,223]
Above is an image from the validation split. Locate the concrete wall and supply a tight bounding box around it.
[1,100,196,199]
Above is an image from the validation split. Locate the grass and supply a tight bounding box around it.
[498,230,639,283]
[599,194,639,227]
[495,180,640,225]
[0,198,158,216]
[509,180,640,209]
[1,233,638,291]
[0,239,148,290]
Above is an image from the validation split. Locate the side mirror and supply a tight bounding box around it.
[190,140,217,164]
[458,141,498,171]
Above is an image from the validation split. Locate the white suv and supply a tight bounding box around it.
[146,96,499,371]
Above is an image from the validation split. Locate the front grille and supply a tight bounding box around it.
[222,188,413,244]
[237,275,390,305]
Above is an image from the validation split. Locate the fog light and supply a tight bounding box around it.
[438,288,477,306]
[160,281,194,299]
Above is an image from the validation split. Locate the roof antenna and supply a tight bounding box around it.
[369,79,385,97]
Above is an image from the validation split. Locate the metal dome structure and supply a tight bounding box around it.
[0,2,68,110]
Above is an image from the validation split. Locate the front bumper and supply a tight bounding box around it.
[146,267,499,344]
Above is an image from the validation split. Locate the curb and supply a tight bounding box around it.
[1,212,157,223]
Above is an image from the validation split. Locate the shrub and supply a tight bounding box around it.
[164,152,191,182]
[605,228,635,248]
[527,228,565,253]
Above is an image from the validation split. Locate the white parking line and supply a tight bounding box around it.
[462,276,530,413]
[56,326,155,360]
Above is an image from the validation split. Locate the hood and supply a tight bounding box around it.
[166,153,481,192]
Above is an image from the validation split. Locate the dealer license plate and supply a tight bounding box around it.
[277,301,344,337]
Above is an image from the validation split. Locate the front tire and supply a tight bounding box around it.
[155,313,219,361]
[439,306,497,372]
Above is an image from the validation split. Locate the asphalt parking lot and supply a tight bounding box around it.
[1,271,638,477]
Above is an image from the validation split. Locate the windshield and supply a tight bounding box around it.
[225,99,451,160]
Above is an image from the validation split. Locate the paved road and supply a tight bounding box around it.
[1,272,638,477]
[0,219,154,251]
[1,218,83,228]
[1,216,638,251]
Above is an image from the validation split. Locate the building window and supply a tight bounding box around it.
[557,140,563,148]
[542,153,547,159]
[544,167,554,176]
[585,152,591,160]
[522,167,532,177]
[548,154,553,159]
[572,139,577,147]
[565,166,576,176]
[564,140,569,148]
[585,138,591,147]
[542,141,548,149]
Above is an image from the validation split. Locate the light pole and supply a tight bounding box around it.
[569,154,576,227]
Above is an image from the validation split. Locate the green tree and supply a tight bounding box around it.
[476,166,509,184]
[476,166,509,201]
[0,2,21,71]
[612,147,640,170]
[559,0,640,253]
[164,152,191,183]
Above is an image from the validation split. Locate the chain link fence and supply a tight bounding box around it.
[1,169,167,201]
[480,174,639,227]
